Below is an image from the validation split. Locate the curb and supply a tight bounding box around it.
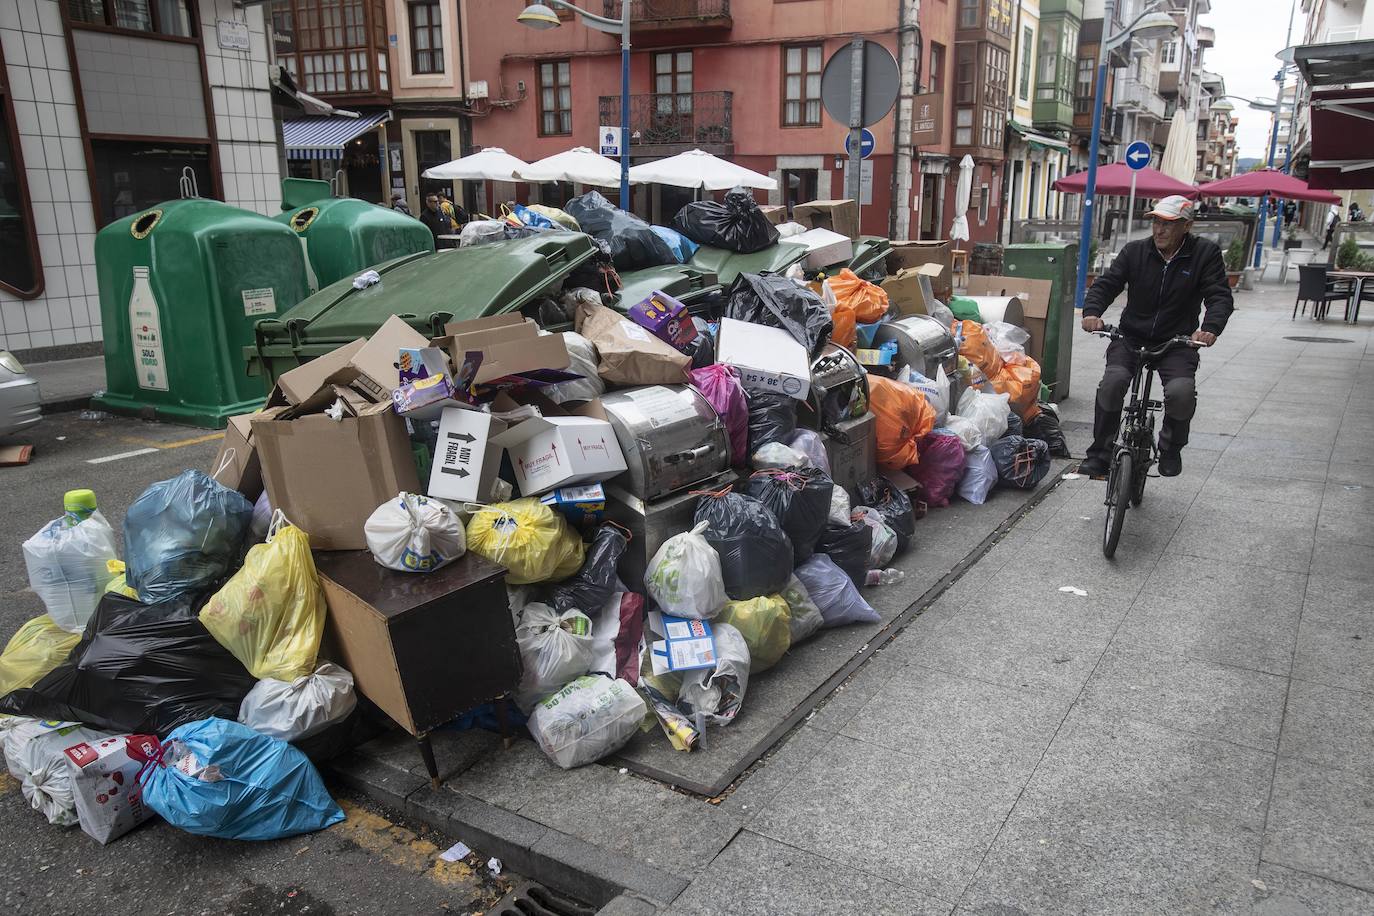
[40,395,94,415]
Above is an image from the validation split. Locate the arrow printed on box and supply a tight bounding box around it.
[447,431,476,444]
[440,466,470,478]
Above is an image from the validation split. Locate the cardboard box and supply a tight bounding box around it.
[887,240,953,302]
[628,290,695,350]
[540,483,606,529]
[792,199,860,239]
[965,275,1053,364]
[716,317,811,400]
[881,262,947,317]
[273,316,429,406]
[397,344,451,385]
[435,314,571,390]
[252,399,420,550]
[781,227,854,270]
[427,407,509,503]
[210,409,281,501]
[759,205,788,226]
[491,404,627,497]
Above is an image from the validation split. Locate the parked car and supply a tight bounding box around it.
[0,350,42,438]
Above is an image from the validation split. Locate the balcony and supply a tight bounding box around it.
[602,0,731,45]
[599,90,733,157]
[1116,77,1168,121]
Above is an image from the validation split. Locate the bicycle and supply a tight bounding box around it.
[1092,326,1202,559]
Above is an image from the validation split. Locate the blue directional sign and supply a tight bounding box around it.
[844,128,877,160]
[1125,140,1152,170]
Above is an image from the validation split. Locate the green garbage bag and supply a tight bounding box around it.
[715,595,791,673]
[948,296,984,322]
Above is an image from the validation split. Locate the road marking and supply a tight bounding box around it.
[329,798,494,891]
[86,447,159,464]
[120,431,225,450]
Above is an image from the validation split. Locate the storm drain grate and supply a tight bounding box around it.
[489,879,597,916]
[1284,336,1354,344]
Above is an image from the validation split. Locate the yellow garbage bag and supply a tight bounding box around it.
[466,498,585,585]
[199,520,324,681]
[715,595,791,674]
[0,615,80,698]
[104,559,139,599]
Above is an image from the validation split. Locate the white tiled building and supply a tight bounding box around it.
[0,0,283,357]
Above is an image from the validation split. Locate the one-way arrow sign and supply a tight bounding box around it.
[1125,140,1151,171]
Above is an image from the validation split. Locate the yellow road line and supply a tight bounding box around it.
[329,799,489,890]
[119,431,225,450]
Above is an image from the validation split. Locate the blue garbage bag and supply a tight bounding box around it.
[513,204,556,229]
[124,470,253,603]
[651,226,699,263]
[140,718,345,840]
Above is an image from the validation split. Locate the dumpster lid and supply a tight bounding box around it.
[833,235,891,277]
[255,232,598,349]
[612,264,721,313]
[687,243,808,287]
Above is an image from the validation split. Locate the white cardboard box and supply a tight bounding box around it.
[716,317,812,400]
[427,408,509,503]
[780,227,854,269]
[492,412,627,497]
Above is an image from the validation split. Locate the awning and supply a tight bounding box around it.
[1008,121,1071,153]
[284,111,390,160]
[1293,40,1374,190]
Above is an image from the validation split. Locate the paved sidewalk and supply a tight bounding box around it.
[25,353,105,409]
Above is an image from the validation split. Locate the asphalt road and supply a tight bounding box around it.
[0,413,516,915]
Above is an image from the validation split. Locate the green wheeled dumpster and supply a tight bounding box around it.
[93,199,311,428]
[274,194,434,293]
[687,243,808,288]
[1001,242,1078,401]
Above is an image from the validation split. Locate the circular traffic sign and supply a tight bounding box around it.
[844,128,877,160]
[1125,140,1152,170]
[820,40,900,128]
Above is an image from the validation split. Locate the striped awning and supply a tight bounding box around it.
[284,111,390,160]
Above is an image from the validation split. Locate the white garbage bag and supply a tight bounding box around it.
[546,332,605,404]
[364,493,466,573]
[678,623,751,726]
[828,484,852,527]
[527,675,646,768]
[903,365,951,426]
[3,718,115,826]
[643,521,727,619]
[459,219,507,247]
[751,441,807,470]
[22,512,120,632]
[515,604,595,711]
[238,663,358,741]
[64,733,161,845]
[851,506,898,568]
[943,414,984,451]
[958,445,999,505]
[250,491,273,542]
[984,321,1031,358]
[956,388,1011,446]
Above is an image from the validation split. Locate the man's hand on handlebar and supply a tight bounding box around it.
[1190,329,1217,347]
[1082,315,1105,333]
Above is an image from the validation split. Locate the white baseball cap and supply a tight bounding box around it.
[1146,195,1195,221]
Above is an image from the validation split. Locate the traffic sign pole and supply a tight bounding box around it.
[1125,170,1138,246]
[1122,140,1151,248]
[847,37,865,214]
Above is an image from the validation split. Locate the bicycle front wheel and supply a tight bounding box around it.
[1103,450,1133,559]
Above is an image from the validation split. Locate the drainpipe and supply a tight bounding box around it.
[890,0,921,240]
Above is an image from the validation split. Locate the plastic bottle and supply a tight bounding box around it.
[865,568,905,586]
[62,489,98,527]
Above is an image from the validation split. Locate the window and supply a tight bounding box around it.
[538,60,572,136]
[414,129,452,200]
[1197,120,1208,141]
[1160,40,1177,64]
[929,42,945,94]
[984,44,1008,108]
[1076,56,1094,99]
[981,104,1002,148]
[64,0,196,37]
[408,0,442,74]
[978,181,990,224]
[958,0,978,29]
[986,0,1012,38]
[0,45,41,297]
[277,0,384,96]
[955,107,973,145]
[1018,27,1033,100]
[654,51,693,115]
[1037,20,1060,98]
[955,44,976,104]
[91,139,212,227]
[782,44,822,127]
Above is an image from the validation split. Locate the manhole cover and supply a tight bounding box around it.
[1284,336,1354,344]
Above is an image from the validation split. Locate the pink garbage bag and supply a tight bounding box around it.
[690,364,750,466]
[909,433,966,508]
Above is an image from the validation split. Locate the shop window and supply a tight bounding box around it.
[90,139,211,228]
[408,0,443,75]
[929,42,945,94]
[782,44,822,127]
[64,0,196,37]
[0,53,41,298]
[538,60,572,136]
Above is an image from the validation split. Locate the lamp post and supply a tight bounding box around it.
[519,1,631,211]
[1073,1,1178,312]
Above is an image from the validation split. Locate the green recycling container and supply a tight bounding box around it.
[688,243,808,287]
[93,199,310,428]
[1001,242,1078,401]
[274,195,434,293]
[612,264,721,313]
[248,232,599,384]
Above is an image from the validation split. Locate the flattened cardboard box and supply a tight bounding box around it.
[792,199,860,240]
[273,316,430,406]
[434,314,570,388]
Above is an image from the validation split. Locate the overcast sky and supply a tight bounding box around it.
[1199,0,1301,160]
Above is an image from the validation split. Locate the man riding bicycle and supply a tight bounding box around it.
[1079,195,1234,478]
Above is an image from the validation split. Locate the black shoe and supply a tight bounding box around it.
[1158,449,1182,477]
[1078,456,1109,478]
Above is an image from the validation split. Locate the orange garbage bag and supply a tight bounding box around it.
[869,376,936,471]
[824,279,858,350]
[828,269,890,324]
[955,320,1003,377]
[989,356,1043,421]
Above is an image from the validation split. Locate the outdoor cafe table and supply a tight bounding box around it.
[1327,269,1374,323]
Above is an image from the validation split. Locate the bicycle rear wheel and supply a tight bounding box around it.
[1103,450,1133,559]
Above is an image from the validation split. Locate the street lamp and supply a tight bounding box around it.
[518,1,631,211]
[1073,1,1179,312]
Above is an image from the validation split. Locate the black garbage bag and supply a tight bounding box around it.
[744,467,834,564]
[565,191,677,271]
[990,435,1052,490]
[815,521,873,589]
[1025,404,1071,458]
[726,273,833,359]
[671,189,781,253]
[858,477,918,557]
[566,239,622,296]
[549,523,631,614]
[0,592,256,737]
[747,391,798,455]
[685,318,716,370]
[1005,410,1024,438]
[693,489,793,600]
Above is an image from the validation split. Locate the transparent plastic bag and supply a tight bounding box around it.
[0,616,80,700]
[752,441,806,471]
[527,675,646,769]
[956,387,1012,446]
[943,414,984,451]
[4,718,114,826]
[780,574,825,644]
[515,603,596,711]
[794,554,879,628]
[547,332,606,404]
[984,321,1031,358]
[22,511,120,633]
[958,446,999,505]
[851,506,897,568]
[785,429,831,473]
[238,663,357,742]
[459,219,507,247]
[715,595,791,673]
[364,493,466,573]
[644,521,727,620]
[828,485,852,527]
[466,499,585,585]
[678,623,751,726]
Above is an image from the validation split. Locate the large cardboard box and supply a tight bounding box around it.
[881,263,947,317]
[210,409,281,501]
[273,316,429,406]
[434,314,570,390]
[758,205,788,225]
[792,199,860,239]
[887,241,953,303]
[781,228,854,270]
[717,317,811,400]
[492,403,627,496]
[426,407,509,503]
[252,395,420,550]
[966,275,1054,364]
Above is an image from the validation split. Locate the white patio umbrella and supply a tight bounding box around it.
[422,147,528,181]
[627,148,778,191]
[516,146,628,188]
[950,154,974,242]
[1159,110,1197,185]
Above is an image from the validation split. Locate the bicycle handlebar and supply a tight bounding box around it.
[1091,324,1203,356]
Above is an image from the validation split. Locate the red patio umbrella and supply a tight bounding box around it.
[1052,162,1200,198]
[1196,168,1341,203]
